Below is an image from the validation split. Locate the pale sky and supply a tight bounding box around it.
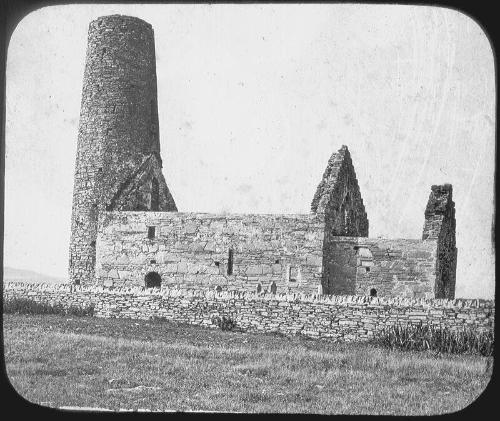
[4,4,495,299]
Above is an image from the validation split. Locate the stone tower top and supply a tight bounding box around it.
[90,14,153,28]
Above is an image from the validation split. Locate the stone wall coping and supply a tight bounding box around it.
[329,236,437,243]
[102,210,322,219]
[4,281,494,309]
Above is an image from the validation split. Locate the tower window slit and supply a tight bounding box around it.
[148,226,155,239]
[227,248,234,275]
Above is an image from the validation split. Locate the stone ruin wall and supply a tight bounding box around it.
[69,15,176,286]
[312,146,457,299]
[312,145,369,237]
[68,15,458,302]
[95,211,325,294]
[90,145,457,300]
[322,237,438,298]
[4,282,494,342]
[422,184,457,299]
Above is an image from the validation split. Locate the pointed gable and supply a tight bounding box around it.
[312,145,368,237]
[106,152,177,212]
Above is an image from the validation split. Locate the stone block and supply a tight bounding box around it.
[306,255,323,266]
[204,242,216,252]
[116,254,130,264]
[185,223,198,234]
[165,263,178,272]
[272,264,282,274]
[246,265,262,276]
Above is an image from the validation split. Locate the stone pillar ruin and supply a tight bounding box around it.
[69,15,177,285]
[422,184,457,299]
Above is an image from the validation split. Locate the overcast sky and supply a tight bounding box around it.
[4,4,495,298]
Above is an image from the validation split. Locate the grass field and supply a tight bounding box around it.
[3,314,493,414]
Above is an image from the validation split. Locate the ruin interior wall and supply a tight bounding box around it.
[322,237,438,298]
[95,211,325,294]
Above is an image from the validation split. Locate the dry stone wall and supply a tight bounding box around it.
[4,282,494,341]
[96,211,325,294]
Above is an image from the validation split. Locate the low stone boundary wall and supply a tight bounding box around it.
[3,282,495,341]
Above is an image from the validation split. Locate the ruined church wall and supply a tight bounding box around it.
[4,283,494,342]
[323,237,438,298]
[95,211,325,294]
[422,184,457,299]
[312,145,369,237]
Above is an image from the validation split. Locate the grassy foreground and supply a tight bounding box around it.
[3,314,492,414]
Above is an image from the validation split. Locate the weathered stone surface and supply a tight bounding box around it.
[311,145,369,236]
[422,184,457,299]
[95,212,325,294]
[69,16,457,301]
[69,15,177,286]
[4,282,494,343]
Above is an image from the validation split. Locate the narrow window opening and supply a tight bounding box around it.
[145,271,161,288]
[148,226,156,239]
[257,283,262,293]
[270,281,277,294]
[227,248,234,275]
[365,267,370,272]
[370,288,377,297]
[150,259,156,264]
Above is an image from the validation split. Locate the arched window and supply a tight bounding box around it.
[256,283,262,293]
[145,271,161,288]
[370,288,377,297]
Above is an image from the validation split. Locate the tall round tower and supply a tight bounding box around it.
[69,15,177,285]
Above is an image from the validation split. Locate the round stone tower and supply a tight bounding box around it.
[69,15,176,285]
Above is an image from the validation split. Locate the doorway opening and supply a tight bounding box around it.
[145,271,161,288]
